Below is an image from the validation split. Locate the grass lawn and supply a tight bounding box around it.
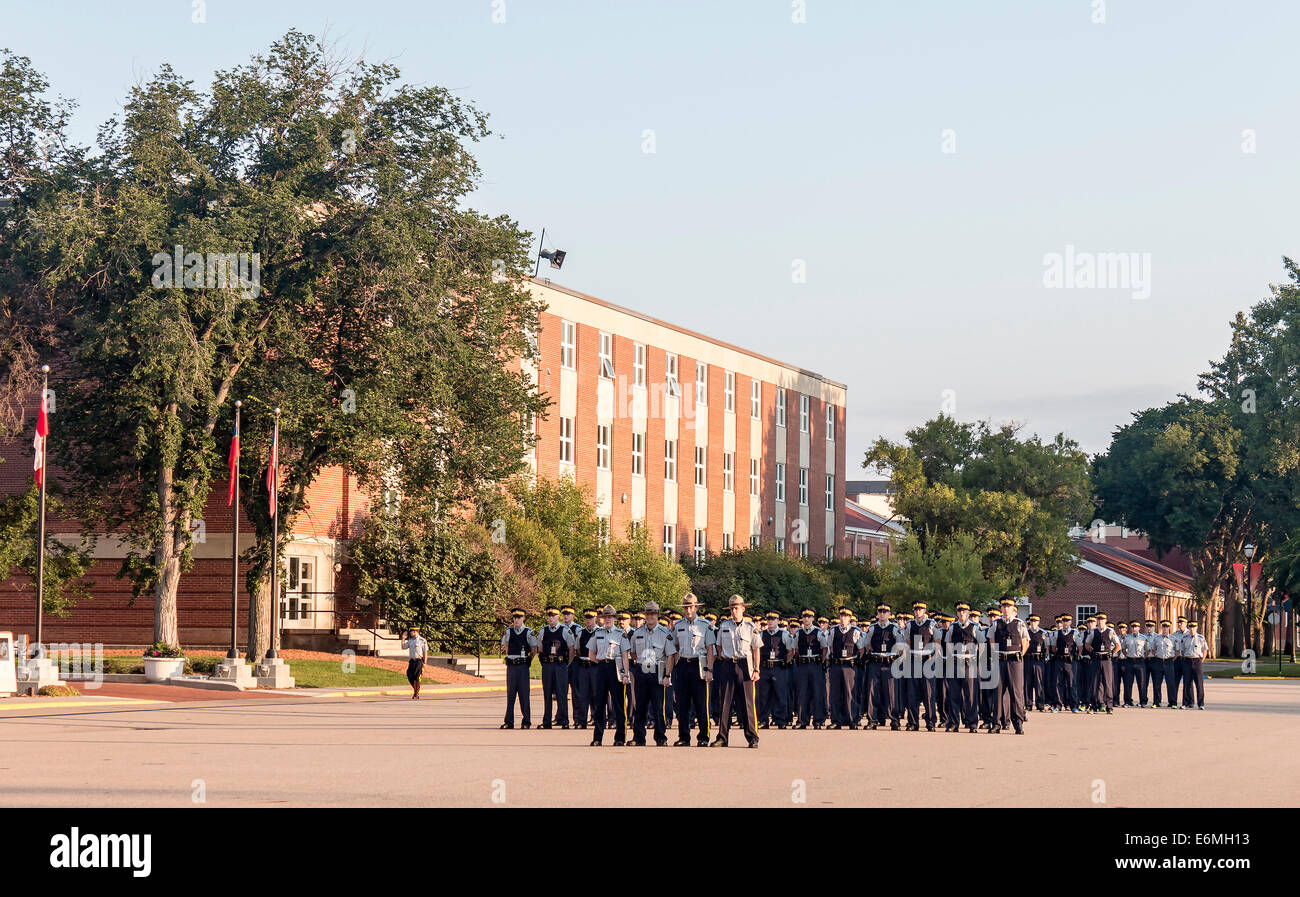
[1208,661,1300,678]
[287,659,413,688]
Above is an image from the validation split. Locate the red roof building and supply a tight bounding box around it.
[1030,538,1196,626]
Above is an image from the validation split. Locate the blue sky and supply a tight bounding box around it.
[5,0,1297,460]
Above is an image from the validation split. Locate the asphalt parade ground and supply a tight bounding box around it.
[1,678,1295,808]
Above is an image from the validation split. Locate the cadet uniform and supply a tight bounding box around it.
[1146,621,1178,708]
[826,609,862,729]
[944,604,980,732]
[785,619,800,718]
[1180,621,1208,710]
[1120,621,1147,707]
[902,602,938,731]
[990,597,1028,734]
[1023,616,1048,712]
[662,612,680,727]
[1083,615,1120,713]
[977,610,999,726]
[574,610,600,727]
[500,610,538,729]
[538,609,576,729]
[863,605,902,731]
[933,614,951,725]
[587,605,630,746]
[670,595,715,746]
[756,612,795,729]
[793,610,828,729]
[706,613,722,724]
[712,595,761,748]
[1050,615,1079,711]
[1171,617,1190,704]
[1077,617,1099,710]
[626,601,677,746]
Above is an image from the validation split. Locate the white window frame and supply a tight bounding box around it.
[799,467,808,506]
[776,388,786,428]
[559,416,574,463]
[750,458,759,496]
[560,320,576,370]
[750,535,761,550]
[825,474,834,511]
[775,462,786,503]
[633,343,646,388]
[1076,605,1098,625]
[724,371,735,412]
[695,445,706,486]
[800,395,810,433]
[723,532,734,552]
[775,537,785,554]
[666,353,680,397]
[597,425,610,470]
[598,332,615,380]
[663,524,677,559]
[826,405,835,441]
[664,439,677,481]
[598,517,611,545]
[696,361,707,405]
[694,528,706,563]
[631,431,644,476]
[798,541,809,559]
[723,452,734,492]
[826,545,835,560]
[751,380,761,419]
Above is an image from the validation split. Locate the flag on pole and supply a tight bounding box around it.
[266,419,278,517]
[226,415,240,507]
[33,392,48,486]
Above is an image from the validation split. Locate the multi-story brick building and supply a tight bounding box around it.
[0,276,847,647]
[523,278,846,562]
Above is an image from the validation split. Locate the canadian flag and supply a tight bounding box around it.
[227,415,240,507]
[33,392,49,486]
[266,419,279,517]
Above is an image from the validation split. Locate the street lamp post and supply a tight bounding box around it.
[1244,544,1256,659]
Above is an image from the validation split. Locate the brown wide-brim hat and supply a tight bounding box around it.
[600,604,616,616]
[644,601,661,614]
[682,593,700,607]
[727,594,745,608]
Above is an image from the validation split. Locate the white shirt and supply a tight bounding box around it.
[402,635,429,660]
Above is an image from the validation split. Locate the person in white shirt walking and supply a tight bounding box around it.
[401,626,429,700]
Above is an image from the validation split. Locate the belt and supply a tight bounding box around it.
[868,653,895,662]
[598,659,618,664]
[999,652,1023,661]
[1027,652,1044,660]
[578,658,597,666]
[505,657,531,666]
[540,655,565,663]
[760,660,781,669]
[830,657,855,666]
[796,656,821,664]
[677,656,700,663]
[1093,652,1112,659]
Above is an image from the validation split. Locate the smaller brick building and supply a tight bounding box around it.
[1031,539,1195,625]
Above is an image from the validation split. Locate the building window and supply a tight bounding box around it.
[633,343,646,388]
[724,371,735,412]
[798,541,809,559]
[750,535,761,549]
[775,538,785,554]
[826,545,835,560]
[663,524,676,559]
[826,405,835,441]
[799,467,808,506]
[800,395,810,433]
[597,517,611,545]
[776,388,786,427]
[665,353,680,397]
[751,380,761,419]
[825,474,834,511]
[559,416,574,463]
[723,532,734,552]
[775,462,786,503]
[631,432,644,476]
[285,556,316,622]
[723,452,734,492]
[630,519,644,539]
[695,445,706,486]
[664,439,677,481]
[750,458,759,496]
[694,528,706,563]
[598,332,615,379]
[560,320,576,370]
[597,425,610,470]
[696,362,707,405]
[1076,605,1098,625]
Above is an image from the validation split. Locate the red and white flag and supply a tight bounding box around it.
[226,415,240,507]
[33,392,49,486]
[266,419,279,516]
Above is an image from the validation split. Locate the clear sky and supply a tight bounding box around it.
[5,0,1296,462]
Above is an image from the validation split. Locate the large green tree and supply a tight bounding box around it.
[1,35,545,654]
[864,417,1092,595]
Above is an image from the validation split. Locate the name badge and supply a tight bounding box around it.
[550,644,557,655]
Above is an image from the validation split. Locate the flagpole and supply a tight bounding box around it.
[267,407,280,661]
[33,364,49,658]
[228,400,241,660]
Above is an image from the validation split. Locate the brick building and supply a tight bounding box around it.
[843,498,902,565]
[1030,539,1195,625]
[1,276,846,647]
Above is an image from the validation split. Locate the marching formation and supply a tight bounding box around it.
[476,593,1212,747]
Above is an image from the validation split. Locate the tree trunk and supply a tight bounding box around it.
[152,466,182,647]
[1221,597,1241,657]
[246,575,272,662]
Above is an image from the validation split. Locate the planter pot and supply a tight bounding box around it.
[143,656,186,682]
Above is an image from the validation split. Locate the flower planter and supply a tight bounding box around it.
[143,656,186,682]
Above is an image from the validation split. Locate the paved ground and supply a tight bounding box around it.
[0,678,1294,807]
